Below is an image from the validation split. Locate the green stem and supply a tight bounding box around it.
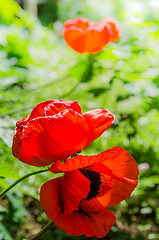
[0,169,49,197]
[29,221,54,240]
[89,53,94,62]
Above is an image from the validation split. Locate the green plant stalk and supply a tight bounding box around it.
[29,221,54,240]
[0,169,49,197]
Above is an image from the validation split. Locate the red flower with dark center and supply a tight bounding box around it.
[40,146,139,237]
[63,17,121,53]
[12,100,114,167]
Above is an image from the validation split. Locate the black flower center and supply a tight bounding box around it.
[79,168,101,201]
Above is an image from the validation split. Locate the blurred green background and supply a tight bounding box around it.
[0,0,159,239]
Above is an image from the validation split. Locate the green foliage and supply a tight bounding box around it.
[0,0,159,239]
[69,58,93,82]
[0,162,20,181]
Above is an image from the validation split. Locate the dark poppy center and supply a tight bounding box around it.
[79,168,101,201]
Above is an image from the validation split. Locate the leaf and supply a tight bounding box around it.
[0,162,20,180]
[117,94,134,101]
[7,192,28,220]
[0,0,21,22]
[120,72,142,82]
[88,87,109,97]
[96,48,116,60]
[69,60,93,82]
[0,178,9,188]
[0,224,13,240]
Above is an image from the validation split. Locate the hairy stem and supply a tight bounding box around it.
[29,221,54,240]
[0,169,49,197]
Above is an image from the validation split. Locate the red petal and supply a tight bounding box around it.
[64,17,89,30]
[50,146,138,207]
[83,109,115,144]
[50,146,125,174]
[84,21,111,53]
[40,177,62,221]
[63,17,121,53]
[18,109,90,166]
[30,99,82,120]
[49,154,102,173]
[63,27,85,53]
[58,170,90,215]
[40,179,116,238]
[100,146,139,180]
[12,127,22,159]
[40,171,90,216]
[59,199,116,237]
[92,162,138,185]
[12,100,82,161]
[97,146,139,207]
[43,100,82,116]
[98,178,138,208]
[29,100,54,120]
[107,20,121,42]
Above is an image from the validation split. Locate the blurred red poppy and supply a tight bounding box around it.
[40,146,138,237]
[12,100,114,167]
[63,17,121,53]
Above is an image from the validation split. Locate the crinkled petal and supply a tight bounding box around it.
[50,146,138,207]
[50,146,124,174]
[98,177,138,208]
[40,171,90,217]
[100,146,139,180]
[40,178,116,238]
[28,100,54,120]
[29,99,82,120]
[92,162,138,185]
[97,146,139,207]
[83,109,115,144]
[43,99,82,116]
[60,199,116,238]
[49,154,102,173]
[12,127,23,159]
[17,109,90,166]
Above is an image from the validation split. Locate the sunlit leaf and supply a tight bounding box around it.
[0,0,21,23]
[0,162,20,180]
[69,60,93,82]
[0,178,9,188]
[88,87,109,97]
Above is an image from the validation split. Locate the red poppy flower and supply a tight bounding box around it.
[62,17,121,53]
[40,146,139,237]
[12,100,114,167]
